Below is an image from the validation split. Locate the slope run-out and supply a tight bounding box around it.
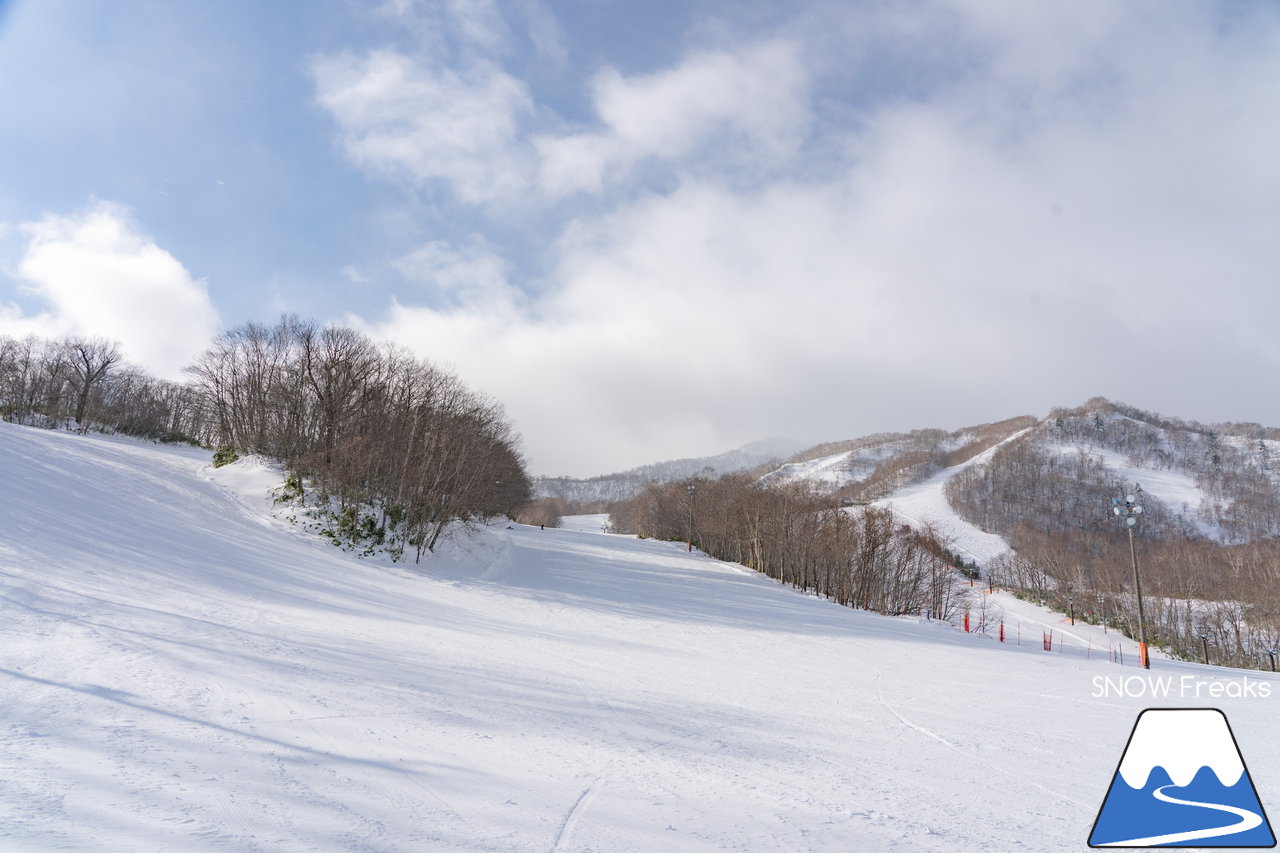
[1,423,1276,852]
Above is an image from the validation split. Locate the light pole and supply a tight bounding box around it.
[686,483,696,552]
[1068,595,1075,626]
[1267,649,1278,673]
[1112,492,1150,669]
[1198,632,1210,666]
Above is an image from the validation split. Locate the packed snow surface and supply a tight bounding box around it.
[2,422,1279,851]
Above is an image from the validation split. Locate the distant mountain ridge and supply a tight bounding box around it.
[757,397,1280,547]
[533,436,810,505]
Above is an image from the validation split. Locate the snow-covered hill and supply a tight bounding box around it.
[756,438,908,493]
[2,422,1278,851]
[755,417,1037,506]
[871,429,1029,567]
[758,399,1280,550]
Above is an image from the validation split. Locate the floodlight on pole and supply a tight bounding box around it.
[1112,490,1150,669]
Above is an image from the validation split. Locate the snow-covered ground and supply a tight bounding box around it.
[2,422,1278,851]
[556,513,612,534]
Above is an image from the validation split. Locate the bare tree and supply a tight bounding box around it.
[64,337,123,431]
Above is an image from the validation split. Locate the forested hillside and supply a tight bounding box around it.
[948,397,1280,544]
[941,398,1280,669]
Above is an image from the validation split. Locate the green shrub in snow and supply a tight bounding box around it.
[212,446,238,468]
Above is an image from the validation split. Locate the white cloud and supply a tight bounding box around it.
[312,50,533,204]
[348,2,1280,475]
[377,0,512,54]
[339,265,370,286]
[393,238,523,307]
[537,40,810,196]
[1,201,220,380]
[359,182,879,474]
[445,0,508,52]
[314,34,809,205]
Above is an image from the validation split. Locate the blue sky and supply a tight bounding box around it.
[3,1,1280,476]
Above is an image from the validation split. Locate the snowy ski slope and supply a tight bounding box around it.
[870,429,1029,567]
[2,422,1278,851]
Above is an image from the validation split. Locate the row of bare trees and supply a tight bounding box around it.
[609,475,969,619]
[985,528,1280,670]
[185,317,531,560]
[1,334,203,440]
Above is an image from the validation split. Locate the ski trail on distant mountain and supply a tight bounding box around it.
[1099,784,1263,847]
[872,427,1031,568]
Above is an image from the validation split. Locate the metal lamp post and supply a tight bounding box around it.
[1112,492,1150,669]
[1198,632,1210,666]
[1068,595,1075,627]
[686,483,696,552]
[1267,649,1279,673]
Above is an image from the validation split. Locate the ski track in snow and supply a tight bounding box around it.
[550,778,601,853]
[2,422,1279,851]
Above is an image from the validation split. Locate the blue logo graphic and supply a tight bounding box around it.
[1089,708,1275,848]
